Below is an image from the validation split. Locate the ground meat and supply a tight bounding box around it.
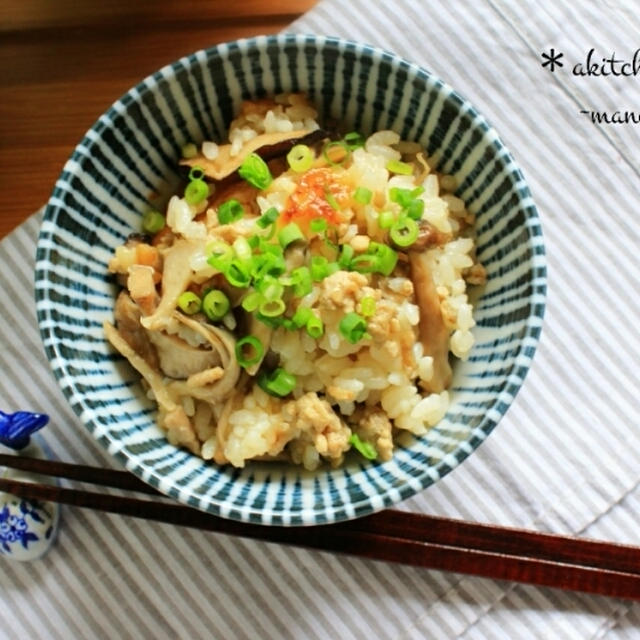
[355,407,394,461]
[283,392,351,465]
[318,271,368,313]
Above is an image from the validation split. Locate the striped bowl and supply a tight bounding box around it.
[35,34,546,525]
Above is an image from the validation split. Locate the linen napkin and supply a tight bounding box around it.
[1,1,639,638]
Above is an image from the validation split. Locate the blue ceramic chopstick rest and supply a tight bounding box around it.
[0,411,60,561]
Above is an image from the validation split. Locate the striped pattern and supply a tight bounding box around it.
[34,34,544,526]
[1,0,639,637]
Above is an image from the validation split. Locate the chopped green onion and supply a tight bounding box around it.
[367,242,398,276]
[241,290,263,312]
[351,243,398,276]
[258,298,286,317]
[256,275,284,301]
[188,166,205,181]
[339,312,368,344]
[378,210,394,230]
[389,186,423,207]
[251,251,286,280]
[257,367,297,397]
[311,256,336,281]
[181,143,198,159]
[322,140,350,166]
[385,159,413,175]
[224,259,251,288]
[343,131,365,150]
[207,241,233,271]
[238,152,273,190]
[292,306,312,328]
[338,244,354,269]
[256,207,279,229]
[235,335,264,368]
[349,433,377,460]
[177,291,201,315]
[218,198,244,225]
[202,289,230,321]
[141,209,165,234]
[233,236,252,263]
[359,296,377,317]
[406,198,425,221]
[278,222,305,249]
[255,312,284,329]
[184,179,209,205]
[390,217,419,247]
[310,217,328,233]
[324,188,340,211]
[290,266,312,297]
[286,144,314,173]
[306,312,324,339]
[353,186,372,205]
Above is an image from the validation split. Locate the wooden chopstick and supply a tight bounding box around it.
[2,454,640,600]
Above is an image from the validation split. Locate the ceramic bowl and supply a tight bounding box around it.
[35,34,546,525]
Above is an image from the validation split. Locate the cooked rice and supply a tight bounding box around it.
[105,93,486,470]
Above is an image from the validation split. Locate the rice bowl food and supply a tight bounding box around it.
[104,93,487,471]
[36,34,546,524]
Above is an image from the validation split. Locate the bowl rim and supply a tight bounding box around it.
[35,33,547,525]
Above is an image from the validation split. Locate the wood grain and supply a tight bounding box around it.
[0,1,318,238]
[3,452,640,602]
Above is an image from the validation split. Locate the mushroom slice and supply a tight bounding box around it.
[408,251,452,393]
[103,321,177,413]
[141,238,203,331]
[166,314,241,403]
[180,130,311,181]
[146,330,222,379]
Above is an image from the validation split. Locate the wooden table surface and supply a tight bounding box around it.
[0,1,318,239]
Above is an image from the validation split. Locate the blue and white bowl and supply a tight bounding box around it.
[35,34,546,526]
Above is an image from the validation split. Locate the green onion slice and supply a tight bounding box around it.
[202,289,230,321]
[142,209,165,234]
[257,367,297,397]
[238,152,273,190]
[224,259,252,288]
[390,217,419,247]
[305,313,324,339]
[241,290,263,312]
[256,207,279,229]
[278,222,305,248]
[378,210,395,230]
[286,144,314,173]
[389,186,424,207]
[338,244,354,269]
[385,159,413,175]
[177,291,201,315]
[290,266,312,297]
[359,296,377,317]
[235,335,264,368]
[310,256,338,281]
[339,312,368,344]
[353,186,372,205]
[406,198,425,221]
[184,179,209,205]
[217,198,245,225]
[292,306,312,328]
[343,131,365,150]
[322,140,350,166]
[349,433,378,460]
[188,166,205,181]
[309,217,328,233]
[256,275,284,301]
[258,298,286,318]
